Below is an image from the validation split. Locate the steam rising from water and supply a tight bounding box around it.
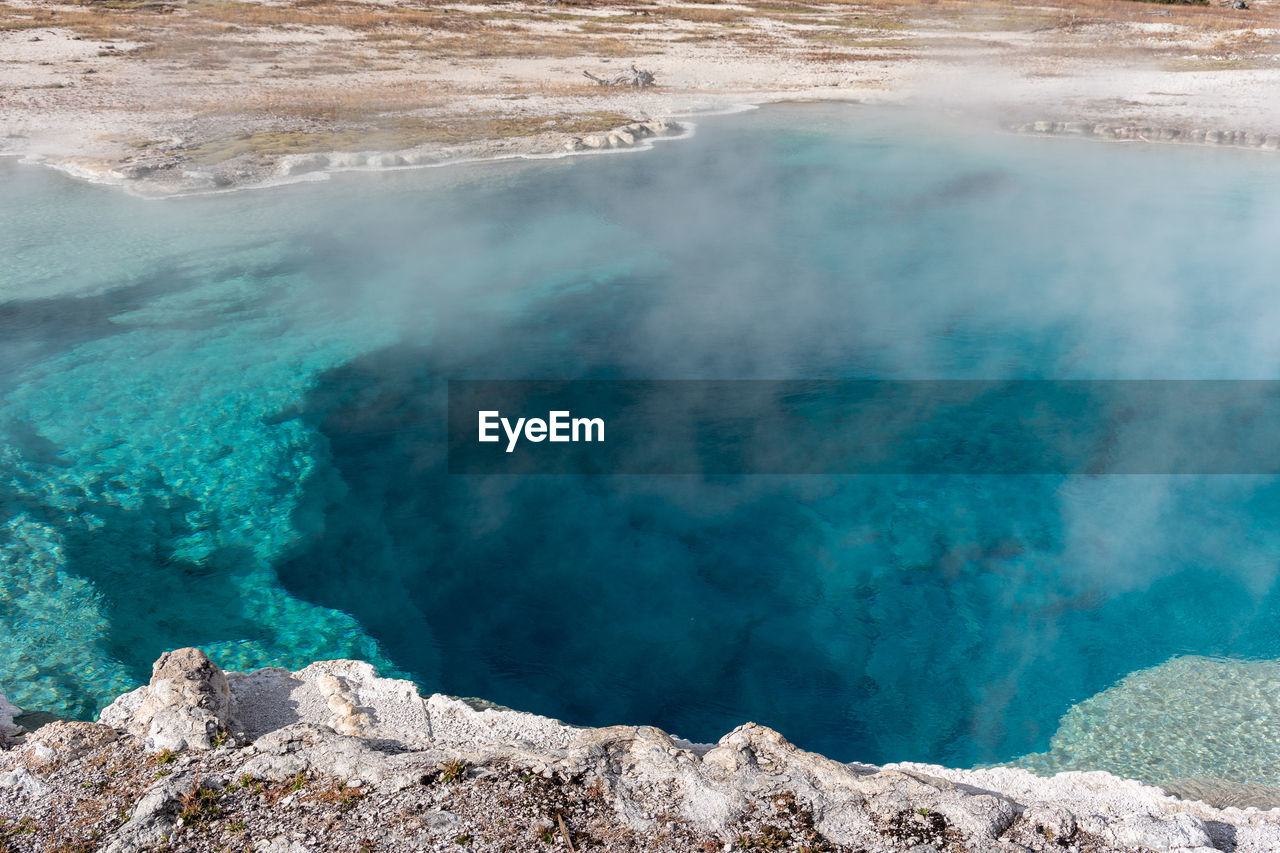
[4,105,1280,778]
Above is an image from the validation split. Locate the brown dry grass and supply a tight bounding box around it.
[0,3,139,39]
[186,0,461,30]
[305,781,368,809]
[6,0,1278,63]
[184,110,632,164]
[6,0,1280,146]
[427,31,648,57]
[658,6,747,23]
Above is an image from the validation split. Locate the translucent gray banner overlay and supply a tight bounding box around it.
[447,380,1280,475]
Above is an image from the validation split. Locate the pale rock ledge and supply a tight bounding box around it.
[2,649,1279,852]
[272,119,683,181]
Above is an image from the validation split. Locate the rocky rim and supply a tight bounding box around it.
[2,649,1278,853]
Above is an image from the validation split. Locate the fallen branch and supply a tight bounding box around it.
[583,64,657,89]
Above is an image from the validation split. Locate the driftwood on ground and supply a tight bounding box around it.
[583,64,657,88]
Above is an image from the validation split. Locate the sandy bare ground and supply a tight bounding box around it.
[2,0,1280,193]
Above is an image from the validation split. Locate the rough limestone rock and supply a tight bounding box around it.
[238,722,445,793]
[0,691,21,747]
[276,153,329,177]
[326,152,368,169]
[130,655,1280,849]
[5,651,1280,852]
[267,118,682,184]
[102,770,199,853]
[892,763,1258,853]
[1105,812,1212,851]
[1021,804,1076,841]
[1015,120,1280,155]
[256,838,311,853]
[100,648,233,752]
[18,720,116,768]
[226,659,434,745]
[0,767,49,799]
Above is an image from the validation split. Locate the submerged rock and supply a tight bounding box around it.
[1017,655,1280,788]
[0,691,21,747]
[1162,777,1280,810]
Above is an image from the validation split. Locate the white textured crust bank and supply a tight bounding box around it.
[3,649,1279,852]
[6,0,1280,196]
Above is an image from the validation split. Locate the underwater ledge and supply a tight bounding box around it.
[2,650,1277,853]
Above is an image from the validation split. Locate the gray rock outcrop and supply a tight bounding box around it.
[102,770,199,853]
[569,119,676,152]
[99,647,233,752]
[3,650,1280,852]
[1016,120,1280,153]
[17,720,116,768]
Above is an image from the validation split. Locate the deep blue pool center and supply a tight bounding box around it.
[5,104,1280,786]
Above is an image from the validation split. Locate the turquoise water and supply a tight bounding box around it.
[6,104,1280,781]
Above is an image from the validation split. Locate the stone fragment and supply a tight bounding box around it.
[277,153,330,176]
[933,792,1017,840]
[103,770,199,853]
[1108,812,1213,851]
[99,647,232,752]
[256,838,312,853]
[1023,804,1077,841]
[20,720,116,768]
[0,767,50,798]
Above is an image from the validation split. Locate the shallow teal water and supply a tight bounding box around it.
[6,105,1280,778]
